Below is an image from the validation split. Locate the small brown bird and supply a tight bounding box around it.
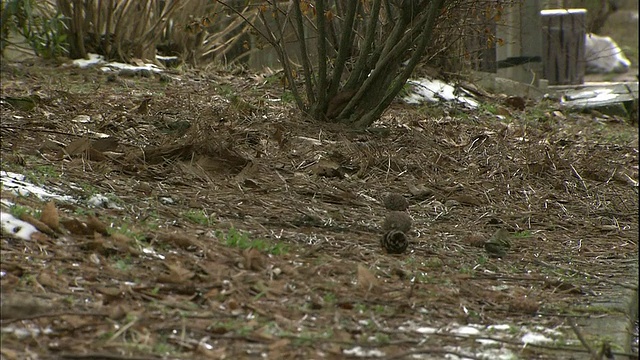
[484,228,512,257]
[382,211,412,233]
[381,230,409,254]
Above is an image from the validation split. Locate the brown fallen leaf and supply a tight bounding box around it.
[65,138,91,156]
[158,263,195,283]
[0,294,52,320]
[242,248,266,271]
[157,232,197,249]
[86,215,109,235]
[61,218,92,235]
[40,201,61,233]
[357,264,378,291]
[37,271,61,289]
[1,347,20,360]
[268,338,291,351]
[463,233,486,247]
[91,137,119,152]
[449,194,483,206]
[508,296,539,314]
[19,213,56,237]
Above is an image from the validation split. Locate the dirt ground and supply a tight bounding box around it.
[0,59,638,359]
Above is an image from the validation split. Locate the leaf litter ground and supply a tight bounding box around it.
[0,60,638,359]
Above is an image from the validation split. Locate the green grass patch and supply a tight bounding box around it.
[183,209,211,226]
[8,204,33,218]
[217,227,289,255]
[281,91,296,103]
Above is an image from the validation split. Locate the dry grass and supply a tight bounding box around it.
[0,60,637,359]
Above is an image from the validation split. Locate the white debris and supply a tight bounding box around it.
[404,78,479,108]
[585,33,631,74]
[72,52,164,74]
[1,212,39,240]
[521,332,552,344]
[73,53,105,68]
[343,346,385,357]
[451,326,481,336]
[1,171,74,202]
[87,194,122,210]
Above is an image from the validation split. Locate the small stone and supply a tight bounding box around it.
[382,211,412,233]
[381,230,408,254]
[382,192,409,211]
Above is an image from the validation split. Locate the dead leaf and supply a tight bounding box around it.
[449,194,483,206]
[495,105,511,117]
[463,233,486,247]
[195,345,227,358]
[85,147,108,161]
[30,232,52,243]
[242,248,265,271]
[226,298,241,312]
[1,348,19,360]
[253,325,276,341]
[61,218,92,235]
[86,215,109,235]
[311,159,343,178]
[407,183,434,200]
[504,96,526,110]
[81,238,118,256]
[357,264,378,291]
[271,124,288,149]
[19,213,56,237]
[268,338,290,351]
[159,263,195,283]
[508,297,539,314]
[136,97,152,114]
[108,304,128,320]
[0,294,51,320]
[40,201,60,233]
[65,138,91,156]
[95,286,125,301]
[158,232,197,249]
[91,137,119,152]
[37,271,60,289]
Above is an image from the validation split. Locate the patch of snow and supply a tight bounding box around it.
[0,212,39,240]
[156,55,178,61]
[100,60,162,74]
[1,324,54,339]
[87,194,122,210]
[451,326,481,336]
[73,53,105,68]
[1,171,74,202]
[72,52,164,74]
[415,326,438,334]
[142,247,165,260]
[477,348,517,360]
[159,197,175,205]
[521,332,552,344]
[404,78,479,108]
[343,346,385,357]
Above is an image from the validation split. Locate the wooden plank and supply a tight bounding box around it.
[495,1,543,85]
[540,9,586,85]
[559,82,638,109]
